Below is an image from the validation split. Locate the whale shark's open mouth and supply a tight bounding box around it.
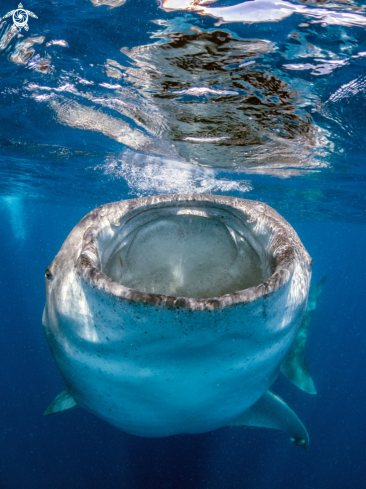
[45,195,313,442]
[103,212,271,299]
[77,195,309,309]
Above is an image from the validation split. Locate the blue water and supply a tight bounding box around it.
[1,0,366,487]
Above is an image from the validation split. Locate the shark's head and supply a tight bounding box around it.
[44,194,312,438]
[76,194,311,311]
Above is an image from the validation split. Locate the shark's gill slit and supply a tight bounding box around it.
[101,205,273,299]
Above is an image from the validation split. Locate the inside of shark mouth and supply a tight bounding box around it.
[101,204,273,299]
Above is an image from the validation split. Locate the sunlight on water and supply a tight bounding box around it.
[1,196,26,240]
[0,0,366,220]
[160,0,366,26]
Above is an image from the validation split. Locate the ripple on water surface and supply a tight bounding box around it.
[0,0,366,221]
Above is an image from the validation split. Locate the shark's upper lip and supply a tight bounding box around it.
[75,194,311,311]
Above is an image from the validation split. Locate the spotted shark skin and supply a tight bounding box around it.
[43,194,313,447]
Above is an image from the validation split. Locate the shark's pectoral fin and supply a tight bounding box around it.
[280,346,316,395]
[281,277,326,395]
[228,390,309,448]
[44,389,77,416]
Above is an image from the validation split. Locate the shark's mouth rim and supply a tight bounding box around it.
[76,194,311,311]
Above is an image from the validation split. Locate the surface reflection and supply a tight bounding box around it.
[160,0,366,26]
[0,0,365,220]
[319,74,366,147]
[90,0,127,7]
[120,25,330,174]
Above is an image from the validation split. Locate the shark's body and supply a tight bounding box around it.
[43,195,321,447]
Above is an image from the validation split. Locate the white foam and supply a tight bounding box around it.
[160,0,366,28]
[100,151,252,196]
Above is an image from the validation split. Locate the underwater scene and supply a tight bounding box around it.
[1,0,366,488]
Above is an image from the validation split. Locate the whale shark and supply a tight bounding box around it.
[43,194,323,447]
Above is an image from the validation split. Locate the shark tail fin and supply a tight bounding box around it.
[228,390,309,448]
[281,276,327,395]
[44,389,77,416]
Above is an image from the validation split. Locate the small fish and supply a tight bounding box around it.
[119,256,123,267]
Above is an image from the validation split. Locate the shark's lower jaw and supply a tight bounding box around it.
[43,195,312,442]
